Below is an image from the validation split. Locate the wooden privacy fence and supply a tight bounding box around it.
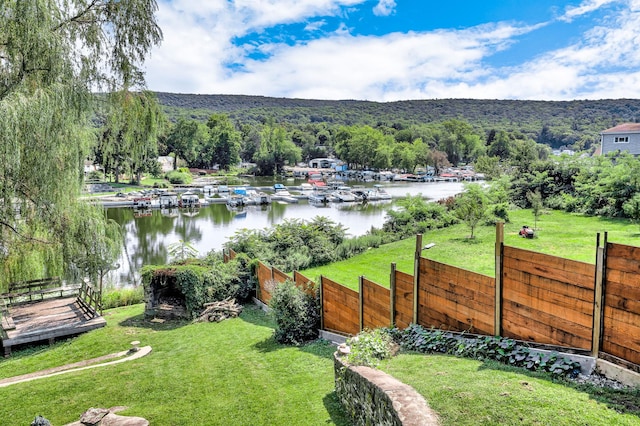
[603,243,640,366]
[243,226,640,371]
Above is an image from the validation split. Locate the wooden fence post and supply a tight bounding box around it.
[359,275,364,332]
[592,233,606,357]
[319,275,324,331]
[494,222,504,337]
[413,234,423,325]
[390,262,397,327]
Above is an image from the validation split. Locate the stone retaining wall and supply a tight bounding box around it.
[334,353,439,426]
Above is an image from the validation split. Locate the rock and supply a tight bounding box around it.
[64,407,148,426]
[31,416,52,426]
[80,407,110,425]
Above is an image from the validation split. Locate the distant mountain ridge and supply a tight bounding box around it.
[154,92,640,147]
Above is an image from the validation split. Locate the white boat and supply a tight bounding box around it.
[272,189,299,203]
[308,191,330,203]
[226,195,246,208]
[179,192,200,208]
[331,187,357,202]
[300,183,314,192]
[373,184,392,200]
[249,191,271,205]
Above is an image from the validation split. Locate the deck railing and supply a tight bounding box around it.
[76,281,103,317]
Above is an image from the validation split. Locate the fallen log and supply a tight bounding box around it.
[194,298,243,323]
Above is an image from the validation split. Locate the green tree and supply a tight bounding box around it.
[0,0,161,286]
[207,114,241,171]
[98,90,165,184]
[253,122,301,175]
[474,155,501,180]
[166,118,202,169]
[623,193,640,231]
[527,189,544,230]
[487,130,513,160]
[454,184,488,238]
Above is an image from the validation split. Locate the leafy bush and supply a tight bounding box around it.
[269,279,320,345]
[101,286,144,309]
[395,324,581,378]
[141,252,254,319]
[384,195,457,238]
[345,328,394,367]
[166,170,192,184]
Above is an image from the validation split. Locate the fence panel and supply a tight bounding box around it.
[362,278,390,329]
[272,267,291,283]
[257,262,273,304]
[293,271,316,295]
[418,258,495,335]
[322,277,359,335]
[229,248,237,260]
[502,246,595,350]
[603,243,640,365]
[394,270,414,329]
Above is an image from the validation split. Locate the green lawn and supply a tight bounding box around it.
[381,353,640,426]
[0,304,349,426]
[301,209,640,290]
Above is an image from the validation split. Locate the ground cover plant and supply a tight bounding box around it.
[0,304,350,426]
[395,325,580,377]
[301,209,638,290]
[380,353,640,426]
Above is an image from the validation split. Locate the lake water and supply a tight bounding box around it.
[106,180,465,286]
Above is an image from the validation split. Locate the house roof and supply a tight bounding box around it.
[601,123,640,134]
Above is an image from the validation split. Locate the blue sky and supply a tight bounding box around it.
[144,0,640,101]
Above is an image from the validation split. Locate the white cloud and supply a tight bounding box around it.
[304,20,327,32]
[373,0,396,17]
[144,0,640,101]
[559,0,619,22]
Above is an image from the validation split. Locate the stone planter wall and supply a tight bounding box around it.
[334,353,439,426]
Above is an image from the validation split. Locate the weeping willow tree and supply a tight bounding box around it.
[97,90,166,184]
[0,0,162,289]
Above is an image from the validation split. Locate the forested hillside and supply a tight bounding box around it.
[155,93,640,150]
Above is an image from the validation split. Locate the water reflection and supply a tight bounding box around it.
[106,181,465,286]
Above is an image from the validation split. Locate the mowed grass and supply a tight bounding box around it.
[301,209,640,290]
[0,304,350,426]
[380,353,640,426]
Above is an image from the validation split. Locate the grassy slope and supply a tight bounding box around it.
[301,209,639,290]
[381,353,640,426]
[0,305,349,426]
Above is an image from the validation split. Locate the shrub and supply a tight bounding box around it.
[395,324,581,378]
[345,328,394,367]
[269,279,320,345]
[166,170,192,184]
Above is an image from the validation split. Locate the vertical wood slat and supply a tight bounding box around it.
[319,275,324,331]
[390,263,397,327]
[495,222,504,336]
[592,242,605,357]
[393,270,414,329]
[413,234,423,324]
[359,276,364,332]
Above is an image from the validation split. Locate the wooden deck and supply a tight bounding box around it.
[1,297,106,357]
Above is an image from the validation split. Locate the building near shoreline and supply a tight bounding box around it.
[601,123,640,155]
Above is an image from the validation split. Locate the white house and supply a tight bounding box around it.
[601,123,640,155]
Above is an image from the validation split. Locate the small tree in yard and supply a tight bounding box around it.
[454,184,487,238]
[527,189,544,230]
[269,280,320,345]
[623,193,640,232]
